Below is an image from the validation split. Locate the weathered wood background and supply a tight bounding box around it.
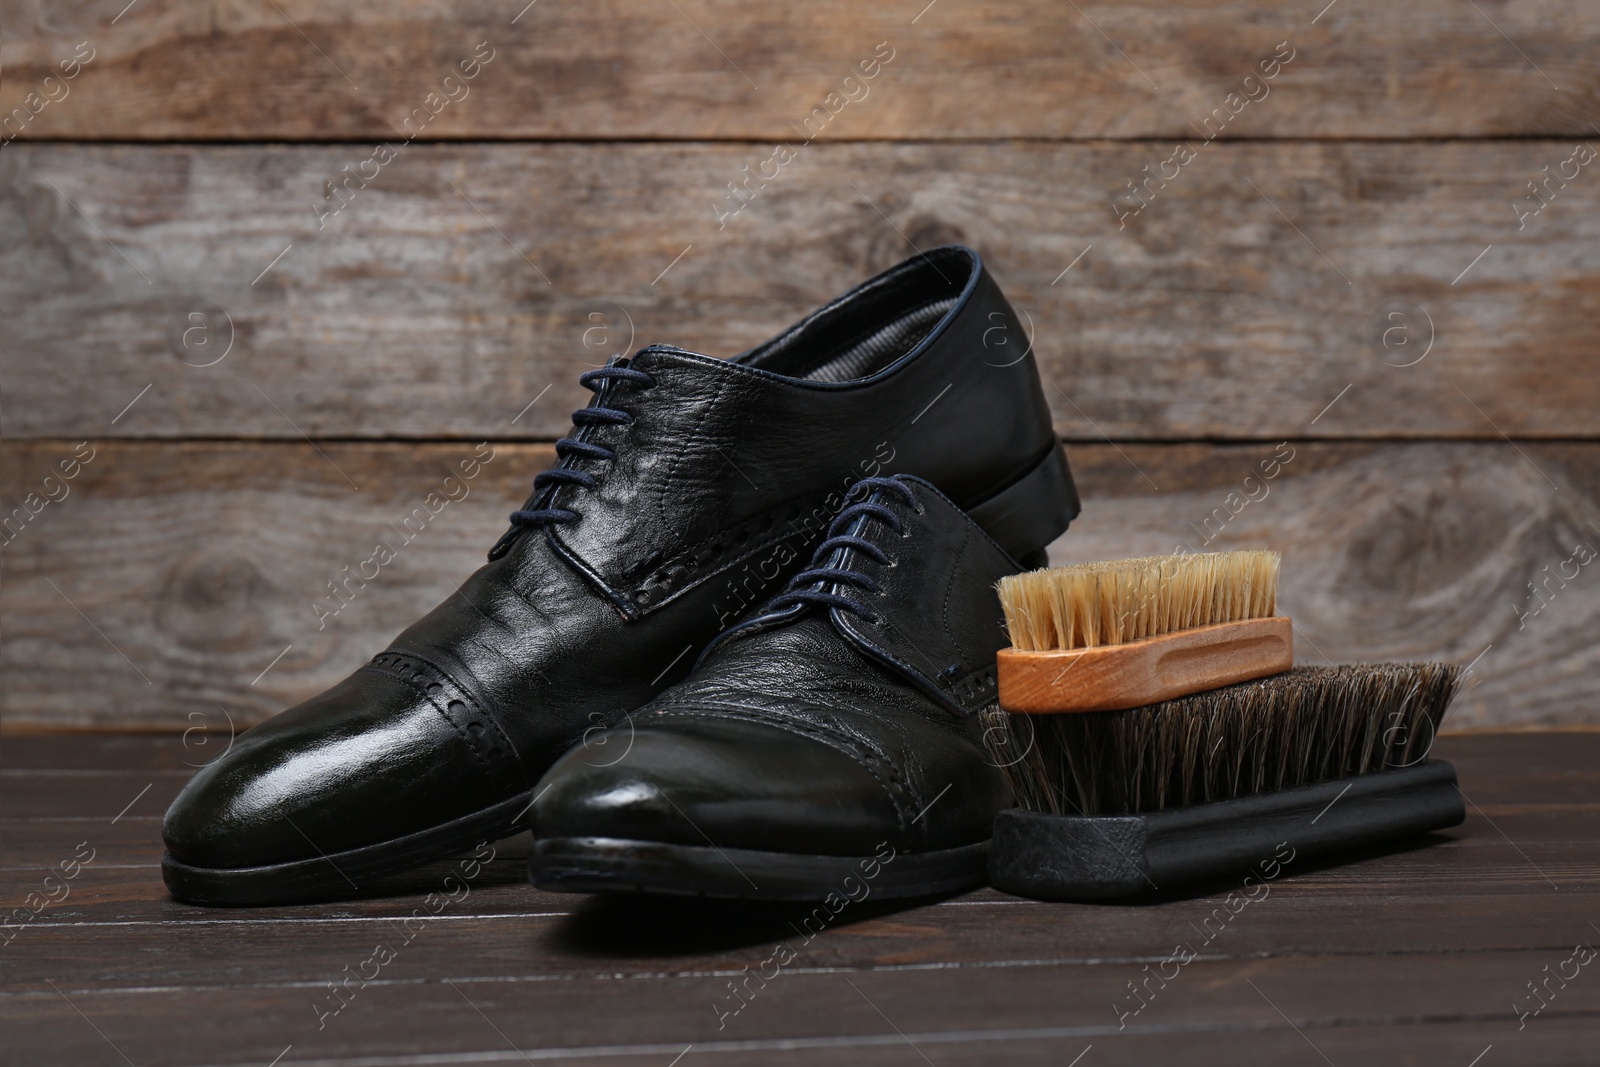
[2,0,1597,729]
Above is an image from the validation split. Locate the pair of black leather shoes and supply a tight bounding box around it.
[162,246,1078,905]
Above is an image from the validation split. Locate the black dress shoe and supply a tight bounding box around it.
[163,246,1076,905]
[531,474,1022,900]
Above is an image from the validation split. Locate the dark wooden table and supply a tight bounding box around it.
[2,731,1596,1066]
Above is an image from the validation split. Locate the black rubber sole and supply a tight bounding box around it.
[162,788,535,907]
[533,836,989,901]
[990,761,1465,901]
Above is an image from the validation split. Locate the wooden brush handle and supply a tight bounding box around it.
[997,617,1294,713]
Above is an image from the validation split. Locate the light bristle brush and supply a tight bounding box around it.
[983,552,1466,900]
[996,550,1290,713]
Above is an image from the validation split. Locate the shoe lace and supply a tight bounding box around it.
[765,476,920,624]
[508,364,657,531]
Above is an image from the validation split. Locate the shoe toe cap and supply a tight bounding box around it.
[163,669,511,870]
[534,716,905,856]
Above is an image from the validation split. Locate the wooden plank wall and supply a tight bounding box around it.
[2,1,1597,729]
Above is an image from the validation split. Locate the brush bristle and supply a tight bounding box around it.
[981,663,1461,816]
[997,550,1280,652]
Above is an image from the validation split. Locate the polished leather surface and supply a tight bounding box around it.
[164,247,1069,878]
[533,476,1020,857]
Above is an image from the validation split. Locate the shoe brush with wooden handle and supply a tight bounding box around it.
[995,550,1290,713]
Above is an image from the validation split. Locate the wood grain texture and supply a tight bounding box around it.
[1,1,1596,142]
[4,971,1594,1067]
[1,734,1594,1065]
[997,618,1296,713]
[2,440,1596,730]
[2,140,1597,441]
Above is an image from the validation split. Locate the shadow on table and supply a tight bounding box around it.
[1065,829,1464,908]
[546,830,1464,954]
[548,889,960,958]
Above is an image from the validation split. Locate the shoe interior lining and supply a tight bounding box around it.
[737,253,968,383]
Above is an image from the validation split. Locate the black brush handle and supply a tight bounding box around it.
[990,761,1464,901]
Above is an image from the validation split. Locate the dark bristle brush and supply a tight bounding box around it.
[983,552,1466,900]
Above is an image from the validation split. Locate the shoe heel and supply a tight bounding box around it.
[967,443,1080,564]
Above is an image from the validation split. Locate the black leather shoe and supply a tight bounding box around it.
[531,475,1021,900]
[162,246,1076,905]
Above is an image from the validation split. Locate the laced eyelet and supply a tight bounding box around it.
[760,477,918,623]
[506,365,655,534]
